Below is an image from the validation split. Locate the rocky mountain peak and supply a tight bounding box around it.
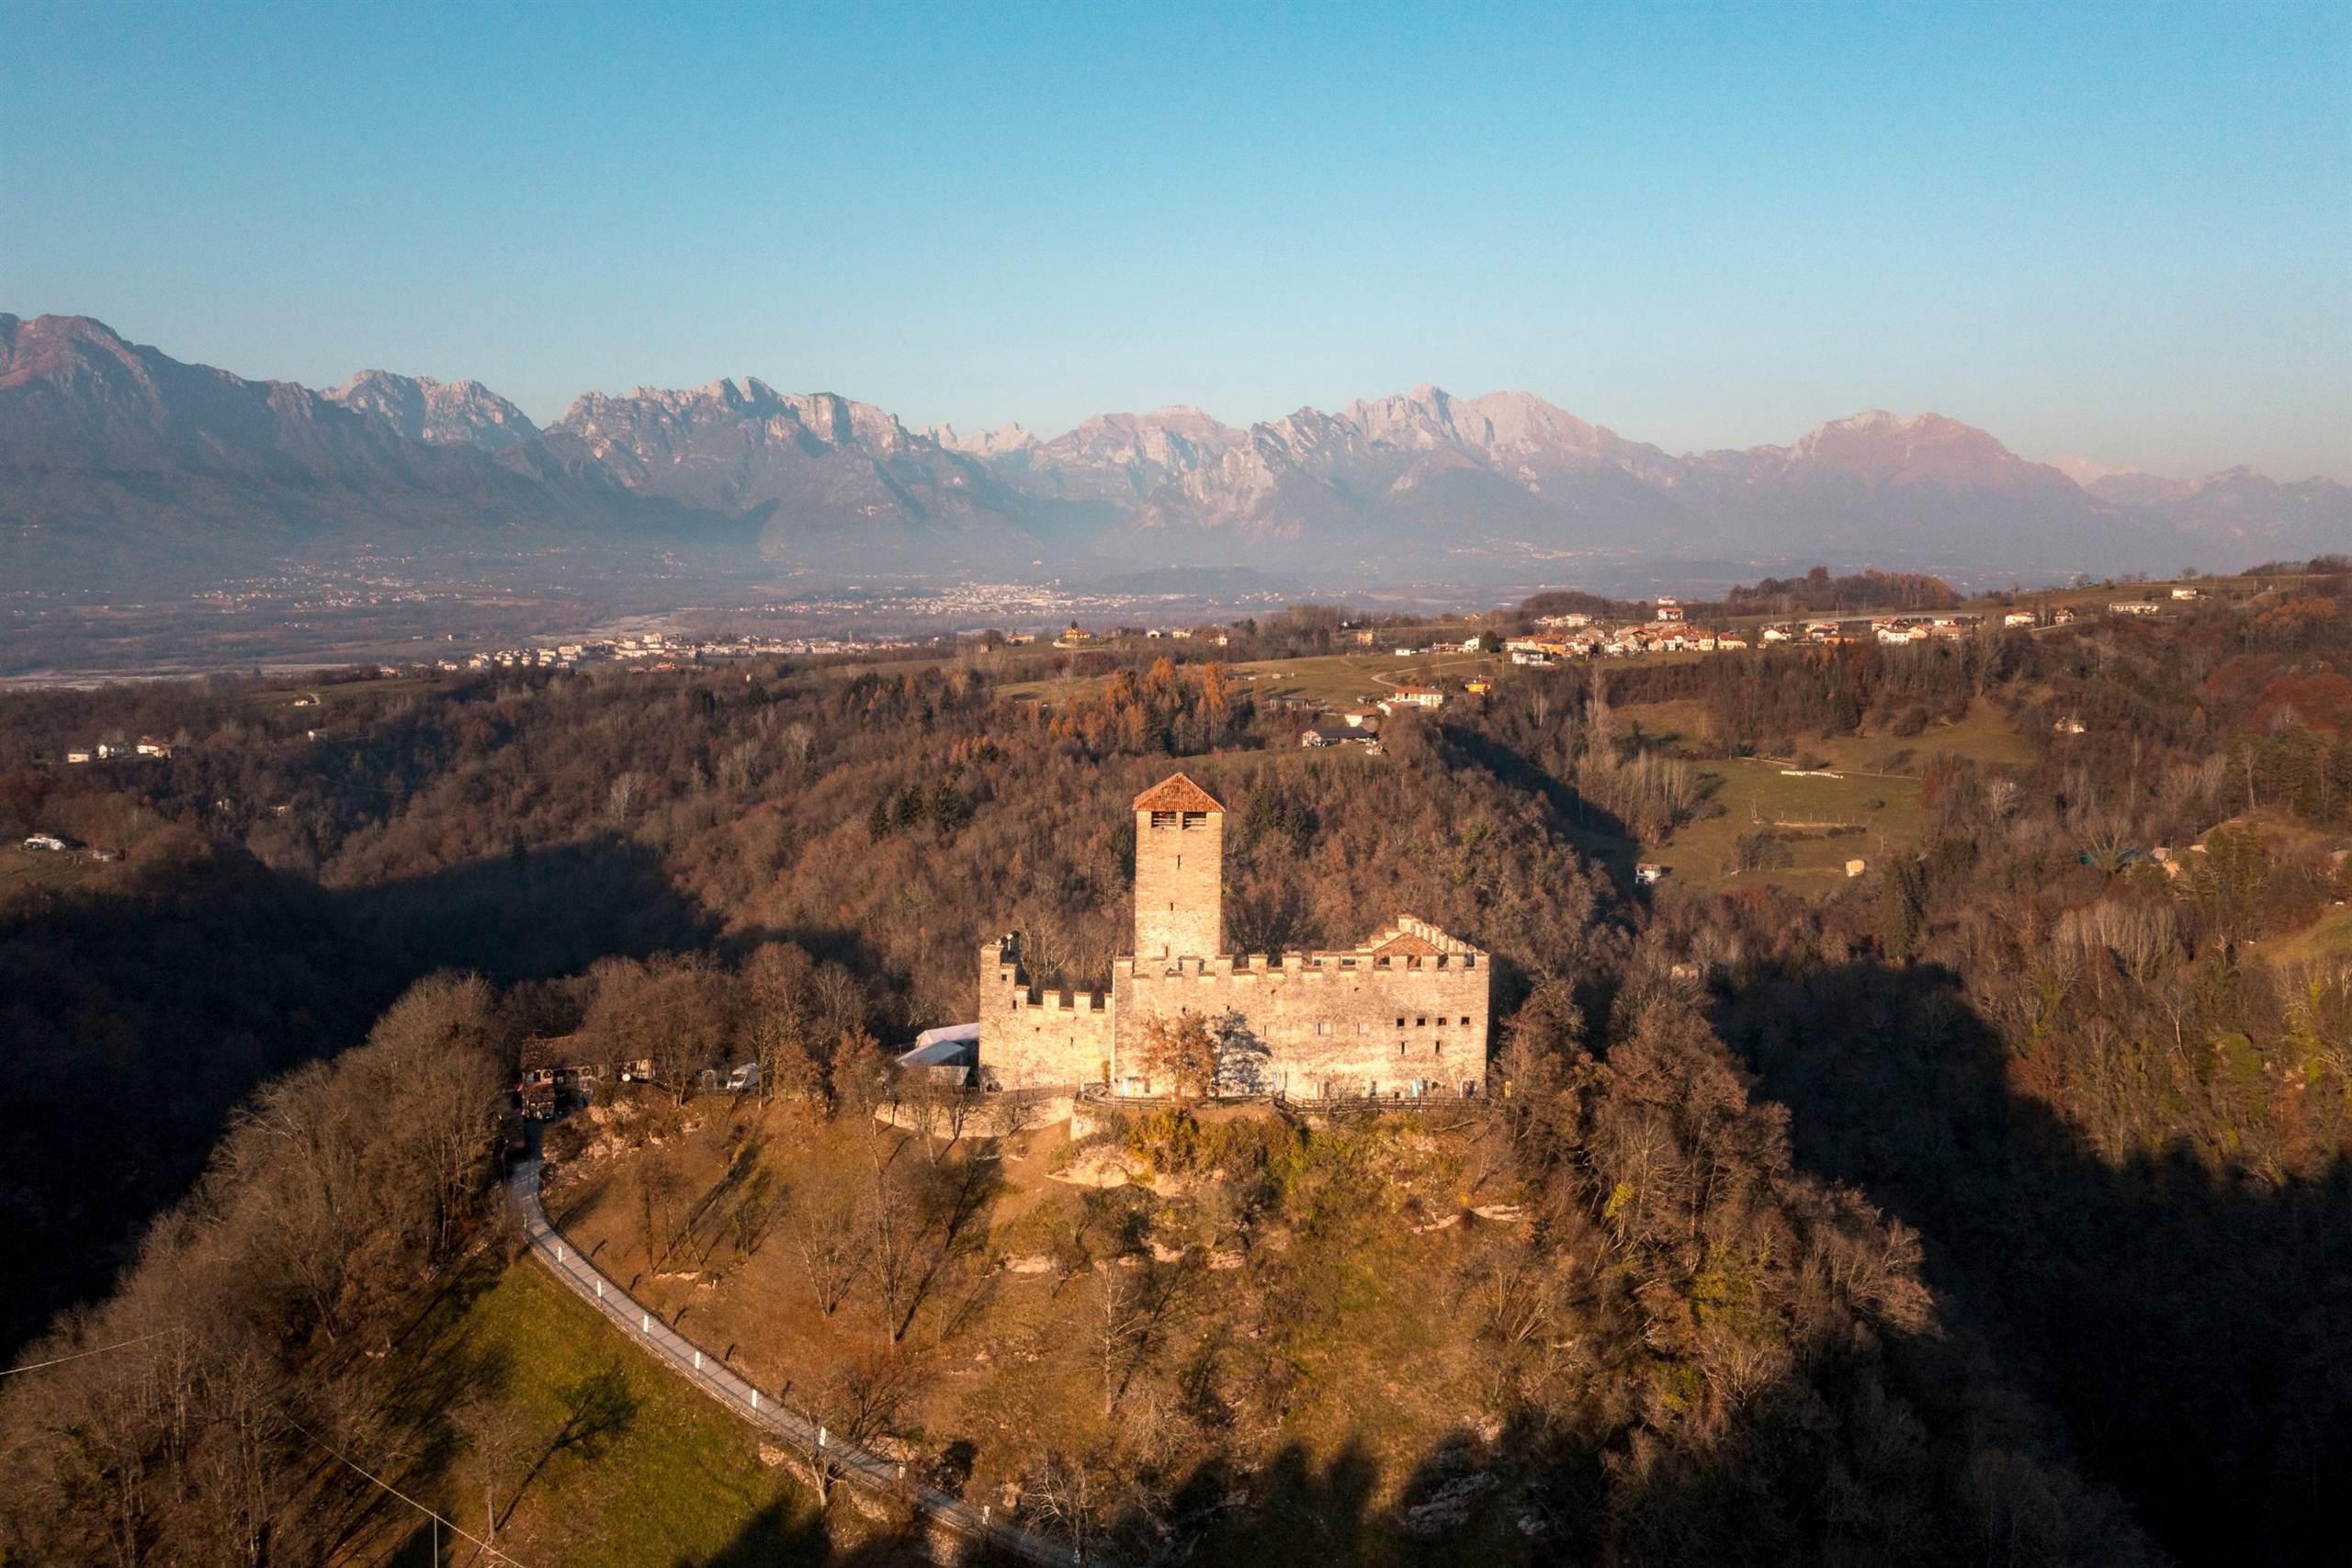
[326,369,538,451]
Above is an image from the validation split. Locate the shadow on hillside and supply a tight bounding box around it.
[1443,726,1644,897]
[0,833,717,1365]
[1709,958,2352,1567]
[673,1495,931,1567]
[344,834,720,984]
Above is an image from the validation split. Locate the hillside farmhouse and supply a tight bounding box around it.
[978,774,1491,1100]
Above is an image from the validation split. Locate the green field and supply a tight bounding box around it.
[0,849,96,900]
[1649,758,1917,889]
[382,1261,876,1568]
[1609,696,2037,892]
[998,649,1505,710]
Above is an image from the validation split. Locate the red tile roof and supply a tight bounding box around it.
[1132,773,1226,813]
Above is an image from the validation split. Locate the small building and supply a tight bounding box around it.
[1845,858,1868,877]
[897,1022,980,1088]
[2052,605,2078,624]
[1465,678,1494,695]
[2004,611,2035,628]
[21,833,74,852]
[2109,601,2160,616]
[1634,863,1666,886]
[1655,598,1685,623]
[1343,707,1379,728]
[1382,686,1445,711]
[2054,714,2087,735]
[517,1035,605,1117]
[2170,586,2201,600]
[64,750,92,764]
[1299,727,1340,748]
[133,737,179,758]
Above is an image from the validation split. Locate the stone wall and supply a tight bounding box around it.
[1112,950,1489,1099]
[1133,807,1223,959]
[977,937,1114,1090]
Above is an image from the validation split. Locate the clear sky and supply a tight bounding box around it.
[5,1,2346,479]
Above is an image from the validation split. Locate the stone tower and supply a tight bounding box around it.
[1132,773,1225,959]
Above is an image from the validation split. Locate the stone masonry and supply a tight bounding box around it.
[978,773,1493,1098]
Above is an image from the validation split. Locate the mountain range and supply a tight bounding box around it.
[3,312,2341,590]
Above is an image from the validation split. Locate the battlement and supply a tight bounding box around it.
[977,776,1498,1100]
[1118,943,1480,980]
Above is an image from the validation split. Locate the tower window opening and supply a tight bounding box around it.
[1150,810,1178,829]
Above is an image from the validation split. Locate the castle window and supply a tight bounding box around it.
[1435,1042,1443,1055]
[1460,1015,1471,1026]
[1396,1017,1406,1028]
[1416,1017,1427,1028]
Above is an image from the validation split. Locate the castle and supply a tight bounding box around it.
[978,773,1492,1099]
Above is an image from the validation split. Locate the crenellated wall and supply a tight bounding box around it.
[1112,949,1488,1099]
[977,935,1115,1090]
[976,778,1498,1100]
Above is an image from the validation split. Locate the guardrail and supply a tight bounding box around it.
[505,1156,1080,1565]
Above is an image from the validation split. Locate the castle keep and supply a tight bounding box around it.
[978,773,1492,1098]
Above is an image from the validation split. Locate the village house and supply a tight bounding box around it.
[978,775,1492,1100]
[1380,686,1445,712]
[2004,611,2036,627]
[2109,601,2160,616]
[2171,586,2201,600]
[1655,597,1685,623]
[64,749,92,765]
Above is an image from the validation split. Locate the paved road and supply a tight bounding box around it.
[505,1153,1080,1566]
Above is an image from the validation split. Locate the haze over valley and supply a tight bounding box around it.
[6,310,2344,672]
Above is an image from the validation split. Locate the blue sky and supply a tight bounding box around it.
[5,1,2346,478]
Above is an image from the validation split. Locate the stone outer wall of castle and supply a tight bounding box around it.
[1114,953,1489,1097]
[978,942,1116,1089]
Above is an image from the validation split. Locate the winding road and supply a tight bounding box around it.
[505,1150,1080,1565]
